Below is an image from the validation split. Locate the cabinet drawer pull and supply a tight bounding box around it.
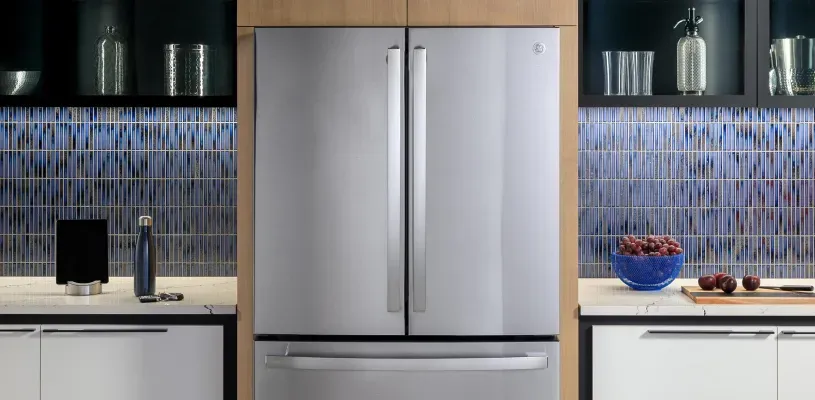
[42,329,168,333]
[780,331,815,335]
[0,328,36,333]
[646,330,774,335]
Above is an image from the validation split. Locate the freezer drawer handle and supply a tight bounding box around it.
[780,331,815,335]
[265,355,547,371]
[386,46,403,313]
[412,46,427,313]
[646,330,774,335]
[42,329,169,333]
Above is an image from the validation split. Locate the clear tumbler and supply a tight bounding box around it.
[628,51,654,95]
[602,51,629,95]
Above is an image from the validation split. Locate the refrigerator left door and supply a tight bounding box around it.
[254,28,406,335]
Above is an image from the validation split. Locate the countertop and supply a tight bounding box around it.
[0,277,236,315]
[580,278,815,317]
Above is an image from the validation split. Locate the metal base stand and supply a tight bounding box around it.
[65,280,103,296]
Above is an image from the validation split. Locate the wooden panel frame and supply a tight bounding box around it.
[407,0,577,26]
[559,25,579,400]
[236,26,255,400]
[238,0,407,26]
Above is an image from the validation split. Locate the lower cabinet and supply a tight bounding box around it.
[40,325,223,400]
[593,325,777,400]
[778,326,815,400]
[0,325,40,400]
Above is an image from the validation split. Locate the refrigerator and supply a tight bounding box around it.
[253,27,561,400]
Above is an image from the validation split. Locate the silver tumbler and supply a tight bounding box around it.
[95,26,128,95]
[164,44,184,96]
[185,44,214,96]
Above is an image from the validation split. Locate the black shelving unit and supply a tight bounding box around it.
[579,0,758,107]
[0,0,236,108]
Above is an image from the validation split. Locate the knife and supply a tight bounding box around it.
[760,285,815,292]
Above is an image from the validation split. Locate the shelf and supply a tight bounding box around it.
[0,95,236,108]
[580,95,757,108]
[758,96,815,108]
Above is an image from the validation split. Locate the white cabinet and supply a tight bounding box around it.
[593,325,777,400]
[778,326,815,400]
[0,325,40,400]
[41,325,222,400]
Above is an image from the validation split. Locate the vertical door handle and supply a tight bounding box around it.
[413,47,427,313]
[387,47,403,312]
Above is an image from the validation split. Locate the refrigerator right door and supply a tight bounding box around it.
[408,28,561,336]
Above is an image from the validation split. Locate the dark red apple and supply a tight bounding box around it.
[720,276,738,294]
[742,275,761,291]
[714,272,728,289]
[698,275,717,290]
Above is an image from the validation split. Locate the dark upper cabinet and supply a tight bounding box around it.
[579,0,758,107]
[758,0,815,107]
[0,0,235,107]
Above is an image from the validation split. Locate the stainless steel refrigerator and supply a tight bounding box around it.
[253,27,561,400]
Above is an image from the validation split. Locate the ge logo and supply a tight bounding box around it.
[532,42,546,55]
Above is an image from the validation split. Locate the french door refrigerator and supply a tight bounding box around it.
[254,27,561,400]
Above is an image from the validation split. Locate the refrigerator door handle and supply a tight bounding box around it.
[265,354,548,371]
[413,47,427,313]
[386,47,403,312]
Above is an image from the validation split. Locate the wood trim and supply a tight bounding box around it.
[407,0,577,26]
[559,25,579,400]
[236,26,255,400]
[238,0,407,26]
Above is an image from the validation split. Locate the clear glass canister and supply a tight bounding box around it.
[95,26,128,95]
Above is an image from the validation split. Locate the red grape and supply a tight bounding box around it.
[659,247,668,255]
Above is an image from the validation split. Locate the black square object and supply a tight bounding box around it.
[56,220,109,285]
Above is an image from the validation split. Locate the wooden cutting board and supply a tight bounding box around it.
[682,286,815,304]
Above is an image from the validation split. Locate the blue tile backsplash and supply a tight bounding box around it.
[579,107,815,279]
[0,107,236,277]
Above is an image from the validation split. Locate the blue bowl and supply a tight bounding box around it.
[611,253,685,291]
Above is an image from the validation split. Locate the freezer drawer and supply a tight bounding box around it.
[253,28,406,335]
[408,28,561,335]
[255,341,559,400]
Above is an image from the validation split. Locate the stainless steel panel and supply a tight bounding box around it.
[254,28,405,335]
[255,341,559,400]
[408,28,561,336]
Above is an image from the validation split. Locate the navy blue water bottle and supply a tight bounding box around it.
[134,216,156,296]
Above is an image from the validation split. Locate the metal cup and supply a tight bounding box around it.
[164,44,184,96]
[602,51,629,95]
[628,51,654,95]
[185,44,215,97]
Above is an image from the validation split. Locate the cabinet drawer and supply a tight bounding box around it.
[593,325,777,400]
[778,326,815,400]
[41,325,222,400]
[0,325,39,400]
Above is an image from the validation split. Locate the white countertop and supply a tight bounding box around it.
[580,278,815,317]
[0,277,236,314]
